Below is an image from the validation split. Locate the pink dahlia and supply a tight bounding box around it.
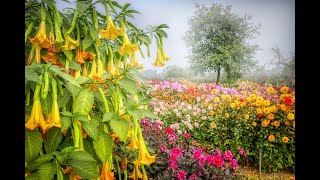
[223,150,233,161]
[176,170,187,180]
[213,154,225,167]
[171,147,182,157]
[230,158,238,169]
[193,149,202,160]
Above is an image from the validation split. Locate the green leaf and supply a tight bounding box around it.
[38,163,57,180]
[93,132,113,163]
[156,29,167,38]
[126,9,140,14]
[126,21,139,32]
[83,138,100,162]
[102,112,117,122]
[25,129,43,162]
[50,65,80,88]
[60,117,71,132]
[57,90,71,108]
[110,118,129,142]
[35,154,54,164]
[74,112,90,122]
[101,73,112,80]
[44,128,63,154]
[138,98,153,105]
[61,49,74,61]
[68,150,97,162]
[77,76,90,84]
[127,108,142,121]
[25,172,39,180]
[158,24,169,29]
[25,67,42,84]
[62,0,71,4]
[60,111,74,117]
[122,3,131,10]
[82,36,94,50]
[90,26,99,40]
[141,109,160,119]
[69,60,81,70]
[40,94,53,116]
[82,119,99,140]
[68,160,99,179]
[118,78,137,96]
[138,34,151,44]
[76,1,91,16]
[64,81,81,97]
[73,88,94,115]
[57,53,67,66]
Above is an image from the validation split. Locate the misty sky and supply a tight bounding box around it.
[56,0,295,72]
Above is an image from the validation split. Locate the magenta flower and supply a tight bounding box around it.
[183,132,191,138]
[238,148,247,157]
[215,148,221,154]
[171,147,182,157]
[168,162,178,171]
[160,145,166,152]
[198,154,206,166]
[189,174,197,179]
[176,170,187,180]
[212,154,225,167]
[170,153,178,163]
[193,149,202,160]
[205,154,214,165]
[230,158,238,169]
[223,150,233,160]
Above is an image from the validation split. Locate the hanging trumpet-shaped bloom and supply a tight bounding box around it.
[128,165,143,180]
[81,50,96,60]
[118,32,138,56]
[100,161,115,180]
[30,21,53,49]
[152,49,165,67]
[82,64,88,76]
[128,51,144,70]
[160,46,170,61]
[61,34,79,51]
[97,58,105,77]
[114,59,123,76]
[88,59,97,78]
[100,15,124,40]
[107,56,116,76]
[43,99,61,133]
[25,84,47,131]
[126,128,139,150]
[133,136,156,166]
[75,49,85,64]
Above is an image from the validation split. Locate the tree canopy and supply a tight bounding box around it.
[184,3,260,84]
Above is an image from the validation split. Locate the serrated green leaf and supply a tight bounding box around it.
[44,128,63,154]
[77,76,90,84]
[74,113,90,122]
[25,67,42,84]
[40,94,53,116]
[82,36,94,50]
[35,154,54,164]
[57,90,71,108]
[118,78,137,96]
[68,160,99,179]
[60,111,74,117]
[141,109,160,119]
[73,88,94,115]
[102,112,117,122]
[38,163,57,180]
[76,1,91,16]
[25,129,43,162]
[83,138,100,162]
[82,119,99,140]
[68,150,97,162]
[25,172,39,180]
[60,117,71,132]
[93,132,112,163]
[50,65,80,88]
[110,118,129,142]
[64,81,81,97]
[69,60,81,70]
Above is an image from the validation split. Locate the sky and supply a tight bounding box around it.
[56,0,295,72]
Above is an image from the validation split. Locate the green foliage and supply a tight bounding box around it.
[44,128,63,154]
[26,129,43,162]
[93,132,113,163]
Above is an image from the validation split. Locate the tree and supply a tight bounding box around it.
[184,3,260,84]
[162,65,188,80]
[271,47,295,86]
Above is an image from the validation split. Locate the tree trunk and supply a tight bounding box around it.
[216,68,221,84]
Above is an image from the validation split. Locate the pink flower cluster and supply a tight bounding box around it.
[168,147,182,171]
[192,149,238,169]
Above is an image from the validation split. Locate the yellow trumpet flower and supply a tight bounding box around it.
[114,59,123,76]
[160,47,170,61]
[126,129,139,150]
[43,100,61,133]
[128,51,144,70]
[97,58,105,77]
[133,137,156,166]
[30,21,53,49]
[25,99,47,131]
[100,15,124,40]
[128,165,143,180]
[61,34,79,51]
[100,161,115,180]
[88,59,97,78]
[152,49,165,67]
[118,32,138,56]
[75,49,85,64]
[82,64,88,76]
